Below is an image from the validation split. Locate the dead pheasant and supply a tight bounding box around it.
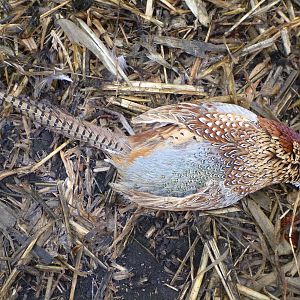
[1,92,300,210]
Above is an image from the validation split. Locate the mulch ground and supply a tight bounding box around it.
[0,0,300,299]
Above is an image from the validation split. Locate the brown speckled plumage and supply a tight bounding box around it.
[2,93,300,211]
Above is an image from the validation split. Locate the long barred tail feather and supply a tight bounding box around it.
[0,92,130,154]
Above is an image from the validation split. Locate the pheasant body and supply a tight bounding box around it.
[2,93,300,210]
[111,102,300,210]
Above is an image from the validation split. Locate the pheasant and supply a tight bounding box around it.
[1,92,300,210]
